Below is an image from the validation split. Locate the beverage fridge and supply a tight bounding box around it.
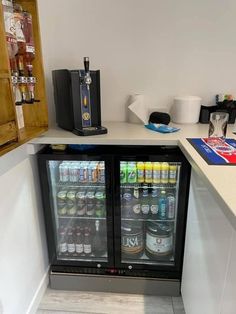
[38,145,191,295]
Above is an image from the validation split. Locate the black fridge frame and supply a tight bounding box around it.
[38,147,115,270]
[38,145,190,280]
[113,145,191,279]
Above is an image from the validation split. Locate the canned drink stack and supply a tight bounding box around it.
[98,161,105,183]
[137,162,144,183]
[120,162,127,184]
[144,162,153,183]
[59,162,69,182]
[127,162,137,183]
[161,162,169,184]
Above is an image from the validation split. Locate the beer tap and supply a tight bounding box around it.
[83,57,92,90]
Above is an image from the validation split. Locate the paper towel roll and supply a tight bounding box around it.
[128,94,149,124]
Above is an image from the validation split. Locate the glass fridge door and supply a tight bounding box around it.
[47,159,108,263]
[119,160,181,267]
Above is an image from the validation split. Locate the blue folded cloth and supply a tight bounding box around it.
[145,123,180,133]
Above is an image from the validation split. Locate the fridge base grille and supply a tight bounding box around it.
[50,271,180,296]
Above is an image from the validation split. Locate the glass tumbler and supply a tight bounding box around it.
[208,112,229,146]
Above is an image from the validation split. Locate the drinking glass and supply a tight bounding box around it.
[208,112,229,147]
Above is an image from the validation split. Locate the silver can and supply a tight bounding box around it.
[59,162,69,182]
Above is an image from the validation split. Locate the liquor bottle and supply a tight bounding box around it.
[22,10,35,77]
[83,227,92,255]
[92,220,106,256]
[13,1,26,76]
[2,0,18,61]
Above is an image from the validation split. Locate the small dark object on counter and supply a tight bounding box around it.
[149,112,170,125]
[199,105,236,124]
[199,94,236,124]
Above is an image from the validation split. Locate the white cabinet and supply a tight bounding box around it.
[181,171,235,314]
[220,229,236,314]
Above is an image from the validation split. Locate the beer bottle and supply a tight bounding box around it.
[132,187,141,217]
[150,187,159,217]
[58,226,67,256]
[141,184,150,215]
[83,227,92,255]
[75,227,84,256]
[67,227,76,256]
[92,220,106,256]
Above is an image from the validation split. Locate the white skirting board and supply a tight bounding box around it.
[26,267,50,314]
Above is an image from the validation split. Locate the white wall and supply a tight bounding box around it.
[0,146,48,314]
[38,0,236,126]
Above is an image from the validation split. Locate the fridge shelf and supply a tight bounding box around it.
[56,182,105,188]
[120,183,177,189]
[58,216,106,220]
[122,252,175,266]
[58,253,108,262]
[121,217,175,222]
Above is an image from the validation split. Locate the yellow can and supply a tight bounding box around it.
[161,162,169,184]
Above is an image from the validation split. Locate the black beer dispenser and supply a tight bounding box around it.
[52,57,107,136]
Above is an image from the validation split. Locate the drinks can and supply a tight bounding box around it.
[167,193,175,219]
[59,162,69,182]
[86,189,95,216]
[79,162,88,183]
[88,162,98,183]
[153,162,161,184]
[95,188,106,217]
[57,190,67,215]
[69,162,79,183]
[161,162,169,184]
[97,161,105,183]
[169,164,177,184]
[120,162,127,184]
[76,189,87,216]
[137,162,144,183]
[127,162,137,183]
[144,162,153,183]
[66,190,77,216]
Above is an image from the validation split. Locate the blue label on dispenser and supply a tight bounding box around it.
[79,70,92,128]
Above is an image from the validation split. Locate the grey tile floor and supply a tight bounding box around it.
[37,288,185,314]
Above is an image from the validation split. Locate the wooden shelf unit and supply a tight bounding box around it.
[0,0,48,156]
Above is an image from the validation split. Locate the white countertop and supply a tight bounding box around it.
[30,122,236,230]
